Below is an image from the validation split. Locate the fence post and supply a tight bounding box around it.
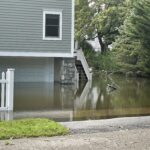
[6,68,15,111]
[1,72,5,108]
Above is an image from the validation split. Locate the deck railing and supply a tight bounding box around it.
[75,49,92,81]
[0,69,15,111]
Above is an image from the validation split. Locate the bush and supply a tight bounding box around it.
[84,49,117,73]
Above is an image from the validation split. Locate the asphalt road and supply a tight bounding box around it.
[0,116,150,150]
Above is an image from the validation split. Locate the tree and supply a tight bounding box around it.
[113,0,150,73]
[75,0,94,41]
[75,0,125,53]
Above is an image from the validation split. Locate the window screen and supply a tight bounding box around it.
[45,14,60,37]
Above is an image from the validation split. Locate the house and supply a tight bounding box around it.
[87,38,101,52]
[0,0,91,84]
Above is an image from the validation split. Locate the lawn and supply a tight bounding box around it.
[0,118,69,140]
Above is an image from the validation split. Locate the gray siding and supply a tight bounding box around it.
[0,0,72,54]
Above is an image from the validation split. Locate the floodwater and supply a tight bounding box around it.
[1,75,150,121]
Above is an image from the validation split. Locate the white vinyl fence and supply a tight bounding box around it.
[0,69,15,111]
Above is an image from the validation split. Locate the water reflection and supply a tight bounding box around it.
[1,75,150,121]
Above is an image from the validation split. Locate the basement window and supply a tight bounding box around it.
[43,10,62,40]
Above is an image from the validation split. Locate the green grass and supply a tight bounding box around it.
[0,118,69,140]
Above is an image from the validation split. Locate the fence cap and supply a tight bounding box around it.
[7,68,15,71]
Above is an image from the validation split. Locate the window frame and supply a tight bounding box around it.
[43,10,62,40]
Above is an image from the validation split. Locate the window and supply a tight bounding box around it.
[43,10,62,40]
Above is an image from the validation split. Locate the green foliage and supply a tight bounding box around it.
[92,0,125,44]
[75,0,94,41]
[84,50,117,72]
[113,0,150,73]
[76,0,150,75]
[75,0,126,53]
[0,119,69,140]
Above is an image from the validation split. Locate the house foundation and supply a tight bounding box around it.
[54,58,76,84]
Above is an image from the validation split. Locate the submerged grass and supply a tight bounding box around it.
[0,118,69,140]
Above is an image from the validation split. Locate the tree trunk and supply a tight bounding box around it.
[97,32,107,54]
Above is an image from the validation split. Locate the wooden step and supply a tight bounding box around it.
[75,60,88,81]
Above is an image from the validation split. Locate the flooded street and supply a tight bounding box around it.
[1,75,150,121]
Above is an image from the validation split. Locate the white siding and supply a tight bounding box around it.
[0,58,54,82]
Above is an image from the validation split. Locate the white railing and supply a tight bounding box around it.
[76,49,92,81]
[0,69,15,111]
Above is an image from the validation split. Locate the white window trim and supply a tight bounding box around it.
[71,0,75,57]
[43,10,62,40]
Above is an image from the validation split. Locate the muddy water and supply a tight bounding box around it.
[11,75,150,121]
